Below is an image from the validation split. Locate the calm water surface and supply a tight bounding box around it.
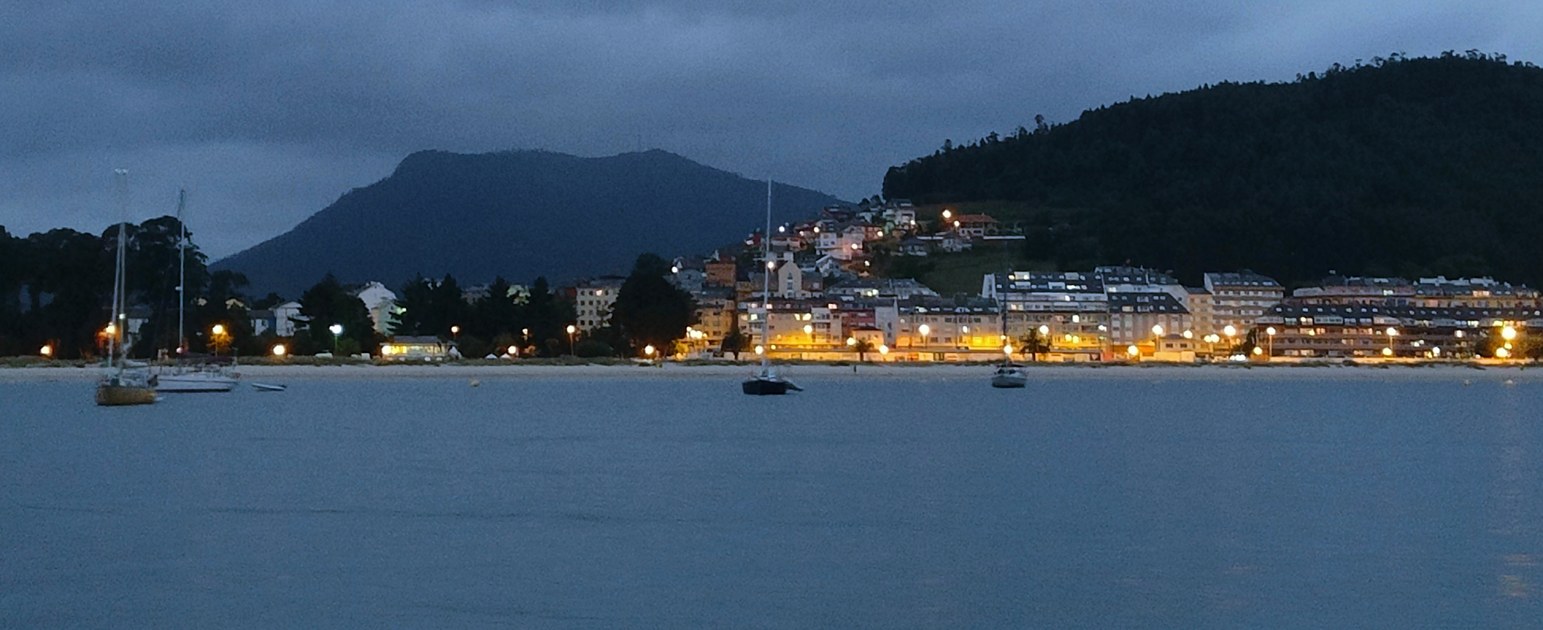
[3,371,1541,627]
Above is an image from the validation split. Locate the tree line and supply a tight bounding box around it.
[2,218,701,360]
[882,53,1543,288]
[0,218,258,359]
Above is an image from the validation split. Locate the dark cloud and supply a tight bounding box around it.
[2,0,1538,258]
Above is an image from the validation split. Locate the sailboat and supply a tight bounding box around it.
[96,169,158,406]
[990,270,1028,389]
[155,189,238,393]
[742,178,801,395]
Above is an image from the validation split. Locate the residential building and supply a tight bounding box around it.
[573,276,625,332]
[1204,271,1284,334]
[353,281,398,335]
[827,278,939,301]
[1106,292,1193,346]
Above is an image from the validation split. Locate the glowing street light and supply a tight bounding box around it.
[754,344,765,356]
[1265,326,1277,359]
[1151,324,1164,358]
[1501,325,1518,341]
[1385,327,1398,358]
[917,324,930,349]
[328,323,343,355]
[566,324,577,355]
[272,343,287,358]
[1126,344,1140,359]
[644,344,656,361]
[40,344,52,357]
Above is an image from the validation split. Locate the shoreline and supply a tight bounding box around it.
[3,361,1537,383]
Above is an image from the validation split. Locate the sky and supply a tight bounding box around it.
[3,0,1540,259]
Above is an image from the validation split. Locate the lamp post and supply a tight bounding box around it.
[1265,326,1276,360]
[1501,325,1518,360]
[917,323,930,351]
[1223,324,1237,355]
[328,323,343,355]
[1151,324,1164,359]
[1385,326,1398,358]
[211,323,229,357]
[1038,324,1050,355]
[566,324,577,356]
[803,323,814,347]
[644,344,656,364]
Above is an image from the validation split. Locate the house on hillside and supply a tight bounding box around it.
[353,281,399,334]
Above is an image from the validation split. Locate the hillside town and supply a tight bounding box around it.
[169,201,1542,365]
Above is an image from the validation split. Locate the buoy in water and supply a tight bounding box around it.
[469,379,481,388]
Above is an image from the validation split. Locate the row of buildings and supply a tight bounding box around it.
[214,197,1541,362]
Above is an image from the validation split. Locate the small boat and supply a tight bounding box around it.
[991,363,1028,388]
[251,383,287,392]
[96,170,156,407]
[742,367,802,395]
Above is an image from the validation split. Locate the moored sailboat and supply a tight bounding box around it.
[989,270,1028,388]
[97,169,157,406]
[742,178,800,395]
[155,188,238,393]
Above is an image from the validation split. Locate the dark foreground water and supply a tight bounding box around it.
[3,371,1542,627]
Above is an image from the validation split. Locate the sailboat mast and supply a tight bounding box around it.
[110,169,129,368]
[176,188,186,355]
[761,179,773,360]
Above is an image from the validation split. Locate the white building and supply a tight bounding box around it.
[574,276,625,332]
[353,281,399,335]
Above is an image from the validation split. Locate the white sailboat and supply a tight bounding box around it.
[742,178,801,395]
[155,188,238,393]
[96,169,157,406]
[990,270,1028,388]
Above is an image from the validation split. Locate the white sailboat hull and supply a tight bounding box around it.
[991,365,1028,388]
[156,371,238,392]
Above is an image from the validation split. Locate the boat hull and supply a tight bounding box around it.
[742,378,790,395]
[155,374,238,392]
[990,375,1028,388]
[96,383,157,406]
[991,365,1028,388]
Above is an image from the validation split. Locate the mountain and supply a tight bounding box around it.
[882,53,1543,287]
[215,149,842,296]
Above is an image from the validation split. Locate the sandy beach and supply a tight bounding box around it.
[4,361,1538,384]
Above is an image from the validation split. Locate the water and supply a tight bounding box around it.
[3,370,1541,627]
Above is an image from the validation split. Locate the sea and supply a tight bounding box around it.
[3,369,1541,627]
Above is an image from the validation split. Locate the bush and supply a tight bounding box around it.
[574,339,614,358]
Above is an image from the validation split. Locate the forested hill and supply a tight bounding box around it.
[214,149,841,296]
[882,53,1543,287]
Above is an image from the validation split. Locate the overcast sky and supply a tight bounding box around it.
[3,0,1540,258]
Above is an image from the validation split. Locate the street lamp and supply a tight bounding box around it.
[917,323,930,349]
[803,323,814,346]
[566,324,578,355]
[1385,327,1398,358]
[1265,326,1276,360]
[644,344,656,362]
[1151,324,1164,358]
[328,323,343,355]
[272,343,287,358]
